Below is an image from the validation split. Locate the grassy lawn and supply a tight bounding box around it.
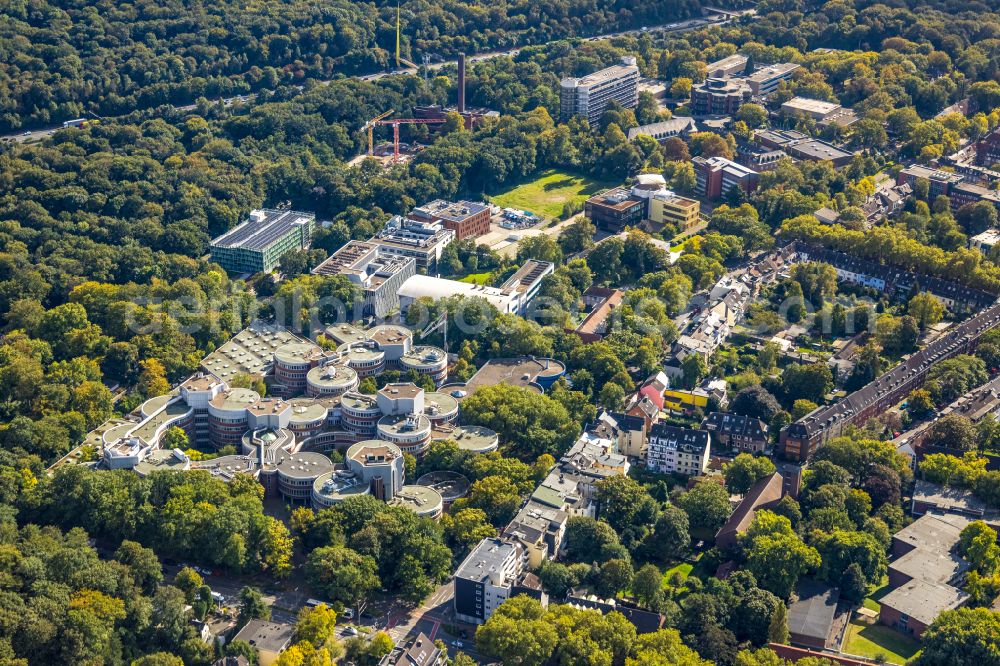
[489,168,618,220]
[670,235,701,252]
[843,621,921,665]
[457,272,492,285]
[862,577,892,612]
[662,562,694,589]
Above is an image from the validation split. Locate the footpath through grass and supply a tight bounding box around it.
[489,168,618,220]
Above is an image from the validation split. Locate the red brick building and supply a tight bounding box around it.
[409,199,491,241]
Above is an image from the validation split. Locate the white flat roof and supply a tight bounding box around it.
[398,274,517,313]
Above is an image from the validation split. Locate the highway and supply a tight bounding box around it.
[0,10,753,145]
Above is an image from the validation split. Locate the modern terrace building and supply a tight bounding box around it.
[560,57,640,124]
[369,216,455,270]
[209,209,315,274]
[311,240,416,318]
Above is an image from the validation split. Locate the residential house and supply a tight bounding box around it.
[646,424,710,476]
[701,412,769,453]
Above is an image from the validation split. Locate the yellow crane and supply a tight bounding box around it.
[366,109,394,155]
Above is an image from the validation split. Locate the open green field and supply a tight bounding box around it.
[489,168,618,220]
[457,272,492,285]
[843,621,921,665]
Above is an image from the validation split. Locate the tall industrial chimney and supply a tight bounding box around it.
[457,52,466,114]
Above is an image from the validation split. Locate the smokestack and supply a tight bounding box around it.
[457,53,466,114]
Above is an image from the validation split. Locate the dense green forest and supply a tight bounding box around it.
[0,0,705,130]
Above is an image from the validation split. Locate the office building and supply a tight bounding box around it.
[781,96,858,127]
[897,165,964,198]
[690,77,752,116]
[369,216,455,270]
[646,424,711,476]
[560,56,640,124]
[755,129,854,168]
[409,199,491,241]
[498,259,556,315]
[692,156,760,200]
[311,240,416,318]
[971,228,1000,253]
[209,209,315,274]
[454,538,528,624]
[706,54,749,78]
[584,188,645,232]
[649,191,700,230]
[745,63,800,96]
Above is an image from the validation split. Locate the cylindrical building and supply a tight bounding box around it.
[399,345,449,386]
[273,341,326,395]
[377,413,432,456]
[207,388,260,449]
[340,392,382,439]
[306,363,359,397]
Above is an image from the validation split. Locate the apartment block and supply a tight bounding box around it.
[692,156,760,200]
[453,538,529,624]
[560,57,640,125]
[209,209,315,274]
[646,424,710,476]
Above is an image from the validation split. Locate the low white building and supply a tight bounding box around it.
[971,229,1000,253]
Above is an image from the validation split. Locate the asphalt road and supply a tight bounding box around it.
[1,11,753,144]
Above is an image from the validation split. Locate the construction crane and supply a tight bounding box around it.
[365,109,394,156]
[374,115,446,163]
